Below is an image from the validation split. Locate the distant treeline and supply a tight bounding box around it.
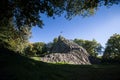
[0,26,120,63]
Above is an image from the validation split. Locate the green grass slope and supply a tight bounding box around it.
[0,49,120,80]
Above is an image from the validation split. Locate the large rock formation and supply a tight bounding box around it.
[41,36,91,64]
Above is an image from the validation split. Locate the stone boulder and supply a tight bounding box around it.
[41,36,91,64]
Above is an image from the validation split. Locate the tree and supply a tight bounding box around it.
[53,37,58,44]
[25,42,47,56]
[25,43,36,56]
[0,23,30,53]
[46,42,53,53]
[74,39,102,57]
[0,0,119,30]
[103,34,120,61]
[33,42,47,55]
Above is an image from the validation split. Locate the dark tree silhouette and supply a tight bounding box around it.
[0,0,119,30]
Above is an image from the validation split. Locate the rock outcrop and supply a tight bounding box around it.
[41,36,91,64]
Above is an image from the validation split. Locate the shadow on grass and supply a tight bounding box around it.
[0,48,120,80]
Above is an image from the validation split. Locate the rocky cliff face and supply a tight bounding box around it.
[41,36,91,64]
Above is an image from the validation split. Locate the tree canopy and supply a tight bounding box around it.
[74,38,102,57]
[0,24,30,53]
[103,33,120,60]
[0,0,119,30]
[25,42,47,56]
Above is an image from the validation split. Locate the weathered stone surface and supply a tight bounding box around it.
[41,36,91,64]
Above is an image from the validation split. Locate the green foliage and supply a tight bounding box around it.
[74,39,102,57]
[25,42,47,56]
[0,0,119,30]
[33,42,47,55]
[46,42,53,53]
[53,37,58,44]
[25,44,36,56]
[103,34,120,61]
[0,24,30,53]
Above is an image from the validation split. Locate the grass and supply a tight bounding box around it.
[0,50,120,80]
[30,56,41,61]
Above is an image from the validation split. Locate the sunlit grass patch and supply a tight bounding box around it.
[30,57,41,61]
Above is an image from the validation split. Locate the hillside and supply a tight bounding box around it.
[0,48,120,80]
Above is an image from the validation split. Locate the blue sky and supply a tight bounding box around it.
[29,5,120,47]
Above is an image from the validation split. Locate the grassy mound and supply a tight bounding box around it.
[0,49,120,80]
